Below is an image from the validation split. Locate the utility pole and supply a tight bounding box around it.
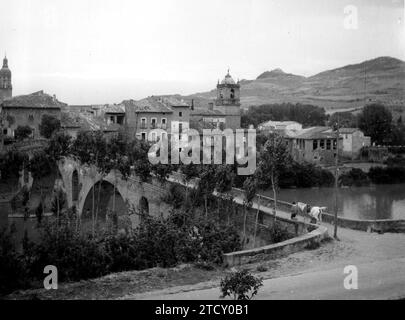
[333,115,340,239]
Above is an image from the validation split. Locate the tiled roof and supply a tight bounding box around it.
[260,120,301,127]
[103,104,125,114]
[1,91,67,109]
[191,108,224,116]
[122,97,173,113]
[292,126,337,139]
[61,111,120,132]
[339,128,360,134]
[158,96,189,107]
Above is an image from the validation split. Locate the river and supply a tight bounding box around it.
[259,183,405,220]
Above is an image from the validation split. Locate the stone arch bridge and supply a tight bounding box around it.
[57,157,172,224]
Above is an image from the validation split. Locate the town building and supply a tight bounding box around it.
[286,126,343,166]
[1,91,65,139]
[61,111,121,140]
[339,128,371,159]
[0,56,12,102]
[123,96,190,141]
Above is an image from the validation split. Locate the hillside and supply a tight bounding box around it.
[184,56,405,113]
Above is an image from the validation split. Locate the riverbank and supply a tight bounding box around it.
[7,222,405,300]
[259,183,405,220]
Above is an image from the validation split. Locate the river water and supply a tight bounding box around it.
[259,184,405,220]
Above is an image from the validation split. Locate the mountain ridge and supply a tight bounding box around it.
[184,56,405,112]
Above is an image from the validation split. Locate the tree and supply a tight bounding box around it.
[241,103,326,128]
[257,134,291,221]
[14,125,32,141]
[358,104,392,145]
[220,269,263,300]
[328,112,358,128]
[29,151,55,216]
[198,165,217,217]
[39,114,61,139]
[46,131,72,160]
[242,176,257,245]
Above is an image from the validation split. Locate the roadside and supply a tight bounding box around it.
[7,220,405,300]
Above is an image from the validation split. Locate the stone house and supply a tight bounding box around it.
[1,91,65,139]
[123,96,190,142]
[339,128,371,159]
[287,126,343,166]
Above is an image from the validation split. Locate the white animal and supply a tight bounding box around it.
[309,206,327,224]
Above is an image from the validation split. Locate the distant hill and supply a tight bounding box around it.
[181,56,405,113]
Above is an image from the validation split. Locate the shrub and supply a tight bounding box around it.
[220,269,263,300]
[39,115,61,139]
[368,166,405,184]
[279,162,335,188]
[0,227,29,295]
[269,222,292,243]
[339,168,370,187]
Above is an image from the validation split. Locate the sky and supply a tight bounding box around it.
[1,0,404,104]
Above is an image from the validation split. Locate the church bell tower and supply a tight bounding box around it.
[214,69,241,129]
[0,56,12,102]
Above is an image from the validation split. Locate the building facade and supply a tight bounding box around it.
[1,91,65,139]
[124,96,190,142]
[287,126,343,166]
[339,128,371,159]
[0,56,12,102]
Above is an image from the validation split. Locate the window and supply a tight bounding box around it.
[313,140,318,150]
[179,123,183,134]
[179,112,183,117]
[333,140,337,150]
[28,114,34,122]
[161,118,167,129]
[151,132,156,141]
[162,132,167,140]
[326,139,331,150]
[141,132,146,140]
[320,140,325,149]
[230,88,235,99]
[140,118,147,129]
[151,118,157,129]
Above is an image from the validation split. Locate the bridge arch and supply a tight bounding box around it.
[81,179,129,222]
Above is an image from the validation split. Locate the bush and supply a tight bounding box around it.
[220,269,263,300]
[339,168,370,187]
[39,114,61,139]
[0,227,29,295]
[368,166,405,184]
[279,162,335,188]
[269,222,292,243]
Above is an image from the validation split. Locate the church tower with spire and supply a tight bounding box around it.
[0,56,12,102]
[214,69,241,129]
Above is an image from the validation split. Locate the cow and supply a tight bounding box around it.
[308,206,327,224]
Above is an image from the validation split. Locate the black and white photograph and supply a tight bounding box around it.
[0,0,404,307]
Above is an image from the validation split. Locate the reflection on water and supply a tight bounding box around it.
[259,184,405,220]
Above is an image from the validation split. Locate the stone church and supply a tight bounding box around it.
[190,70,242,130]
